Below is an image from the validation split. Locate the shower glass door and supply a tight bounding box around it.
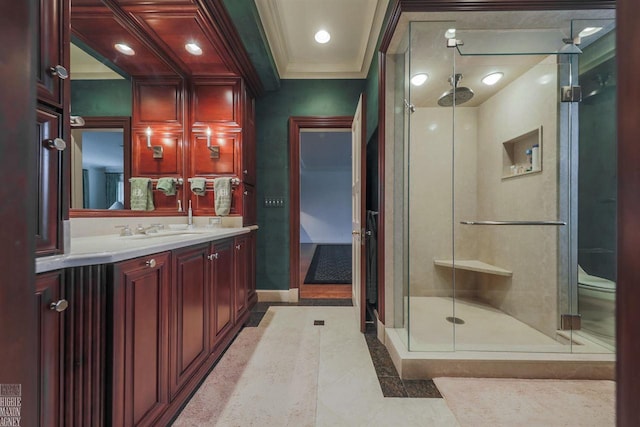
[404,14,615,354]
[450,37,575,352]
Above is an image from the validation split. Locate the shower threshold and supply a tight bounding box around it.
[384,328,614,380]
[384,297,614,380]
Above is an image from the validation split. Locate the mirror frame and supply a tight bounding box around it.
[69,116,133,217]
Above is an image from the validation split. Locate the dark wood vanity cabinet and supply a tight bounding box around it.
[241,89,258,226]
[36,0,67,108]
[35,0,68,256]
[34,270,65,427]
[35,107,63,255]
[110,252,171,427]
[210,238,235,348]
[242,90,257,187]
[170,244,210,398]
[234,233,251,320]
[106,235,255,426]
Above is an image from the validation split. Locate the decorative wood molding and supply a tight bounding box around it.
[195,0,265,97]
[100,0,186,77]
[288,116,354,293]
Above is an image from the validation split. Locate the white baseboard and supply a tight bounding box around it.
[257,288,299,303]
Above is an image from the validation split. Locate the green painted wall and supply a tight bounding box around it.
[71,80,132,117]
[364,0,394,142]
[221,0,280,91]
[255,79,366,290]
[365,54,381,142]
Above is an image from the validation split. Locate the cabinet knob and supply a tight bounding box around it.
[243,190,248,195]
[48,65,69,80]
[208,253,219,260]
[145,259,157,268]
[236,244,241,250]
[243,169,248,175]
[44,138,66,151]
[49,299,69,313]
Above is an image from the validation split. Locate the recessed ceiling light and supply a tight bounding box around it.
[315,30,331,44]
[579,27,603,38]
[411,73,428,86]
[482,72,504,86]
[445,28,456,39]
[114,43,135,56]
[185,43,203,56]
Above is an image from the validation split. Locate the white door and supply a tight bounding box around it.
[352,94,366,331]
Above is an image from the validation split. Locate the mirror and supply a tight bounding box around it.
[70,117,131,210]
[69,37,135,215]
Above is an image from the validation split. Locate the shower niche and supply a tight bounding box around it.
[501,126,543,179]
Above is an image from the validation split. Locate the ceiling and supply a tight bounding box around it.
[254,0,389,79]
[69,0,390,87]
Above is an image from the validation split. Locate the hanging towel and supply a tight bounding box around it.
[190,177,207,196]
[130,177,154,211]
[213,177,232,216]
[156,177,176,196]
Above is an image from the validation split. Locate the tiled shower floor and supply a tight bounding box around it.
[400,297,613,353]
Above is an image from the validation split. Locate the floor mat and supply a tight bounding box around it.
[304,244,352,284]
[434,377,615,427]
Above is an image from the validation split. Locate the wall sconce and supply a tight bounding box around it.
[205,127,219,159]
[146,126,163,159]
[146,126,152,148]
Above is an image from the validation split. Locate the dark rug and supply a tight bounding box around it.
[304,244,352,284]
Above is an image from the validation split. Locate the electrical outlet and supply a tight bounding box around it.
[264,197,285,208]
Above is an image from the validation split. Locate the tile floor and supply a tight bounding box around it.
[173,302,615,427]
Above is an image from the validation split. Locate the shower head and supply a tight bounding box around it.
[437,73,474,107]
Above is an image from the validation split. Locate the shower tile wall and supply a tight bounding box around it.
[409,108,478,299]
[475,56,560,338]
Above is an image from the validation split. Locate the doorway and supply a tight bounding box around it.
[299,130,353,298]
[289,117,354,300]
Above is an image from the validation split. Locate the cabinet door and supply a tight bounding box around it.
[209,239,234,350]
[247,230,257,307]
[170,245,209,398]
[242,93,256,186]
[242,183,257,226]
[234,234,250,320]
[36,0,67,108]
[36,107,62,256]
[111,253,170,427]
[35,270,65,427]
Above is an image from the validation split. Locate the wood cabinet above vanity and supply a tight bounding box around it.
[68,0,261,223]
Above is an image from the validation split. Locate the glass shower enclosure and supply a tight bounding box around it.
[390,12,616,355]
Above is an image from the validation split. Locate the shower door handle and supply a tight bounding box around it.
[460,220,566,226]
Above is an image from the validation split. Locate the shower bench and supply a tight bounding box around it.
[433,259,513,276]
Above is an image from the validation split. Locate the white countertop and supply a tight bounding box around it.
[36,226,256,273]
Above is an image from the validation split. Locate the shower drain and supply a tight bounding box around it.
[446,316,465,325]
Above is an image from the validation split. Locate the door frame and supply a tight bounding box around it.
[288,116,355,296]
